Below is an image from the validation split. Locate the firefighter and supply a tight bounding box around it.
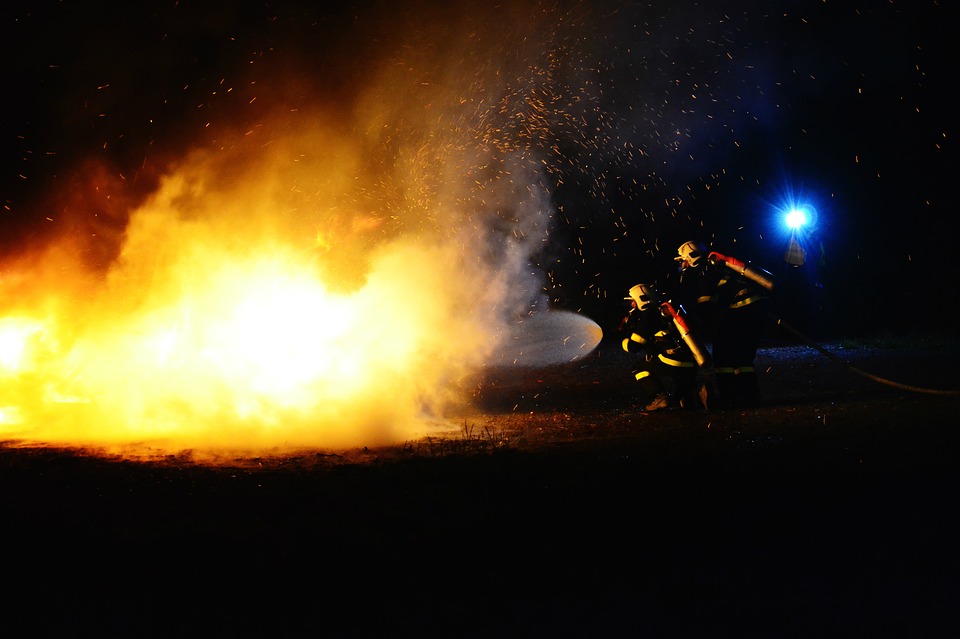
[619,283,702,411]
[673,240,773,408]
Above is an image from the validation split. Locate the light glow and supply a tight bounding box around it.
[0,118,559,460]
[785,207,808,229]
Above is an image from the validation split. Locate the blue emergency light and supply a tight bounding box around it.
[770,186,818,233]
[785,207,808,230]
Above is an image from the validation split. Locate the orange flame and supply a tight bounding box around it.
[0,125,517,460]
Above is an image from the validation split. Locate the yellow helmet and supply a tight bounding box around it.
[626,283,657,311]
[675,240,706,269]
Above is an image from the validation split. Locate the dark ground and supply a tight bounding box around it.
[3,333,960,637]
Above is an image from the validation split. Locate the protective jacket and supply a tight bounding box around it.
[620,306,698,398]
[675,255,771,407]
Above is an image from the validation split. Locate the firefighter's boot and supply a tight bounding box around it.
[644,393,670,411]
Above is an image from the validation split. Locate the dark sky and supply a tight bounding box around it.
[2,0,955,336]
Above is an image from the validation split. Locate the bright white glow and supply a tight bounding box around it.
[785,208,808,229]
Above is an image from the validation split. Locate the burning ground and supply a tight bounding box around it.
[0,112,568,455]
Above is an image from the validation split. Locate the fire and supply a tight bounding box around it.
[0,127,526,460]
[0,12,611,459]
[0,237,497,458]
[0,318,45,371]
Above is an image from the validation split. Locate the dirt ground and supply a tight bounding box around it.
[3,333,959,636]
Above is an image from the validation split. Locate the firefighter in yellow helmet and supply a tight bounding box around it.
[619,282,703,411]
[673,240,773,408]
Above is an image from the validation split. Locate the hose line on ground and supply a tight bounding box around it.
[773,316,960,397]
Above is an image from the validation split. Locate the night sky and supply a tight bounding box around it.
[3,0,955,337]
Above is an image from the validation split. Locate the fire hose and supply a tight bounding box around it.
[773,315,960,397]
[708,251,775,292]
[708,250,958,396]
[660,301,711,367]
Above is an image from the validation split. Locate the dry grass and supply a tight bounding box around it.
[406,420,510,458]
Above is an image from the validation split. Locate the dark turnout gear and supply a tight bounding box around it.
[620,284,702,411]
[674,242,773,408]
